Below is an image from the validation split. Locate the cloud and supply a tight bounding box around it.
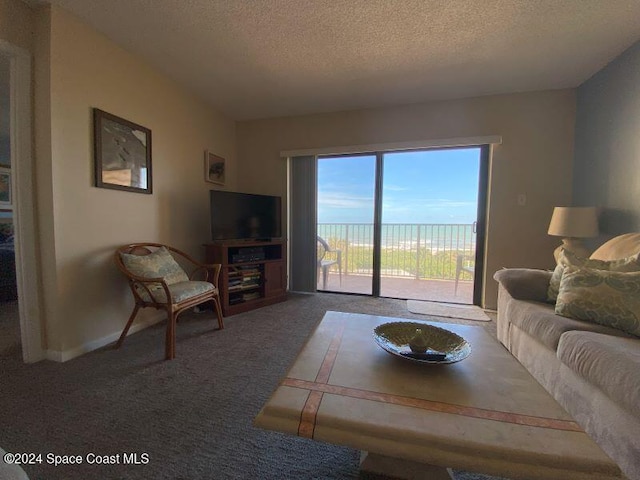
[383,184,408,192]
[381,197,476,223]
[318,190,373,210]
[384,196,475,210]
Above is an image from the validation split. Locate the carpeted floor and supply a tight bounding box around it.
[0,300,20,355]
[406,300,491,321]
[1,293,508,480]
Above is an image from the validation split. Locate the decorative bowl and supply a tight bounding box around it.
[373,322,471,364]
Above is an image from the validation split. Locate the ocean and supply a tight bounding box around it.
[317,223,476,252]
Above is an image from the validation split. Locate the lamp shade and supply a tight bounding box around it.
[548,207,599,238]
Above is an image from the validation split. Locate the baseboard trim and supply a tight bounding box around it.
[45,314,163,362]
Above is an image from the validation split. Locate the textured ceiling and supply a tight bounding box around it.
[46,0,640,120]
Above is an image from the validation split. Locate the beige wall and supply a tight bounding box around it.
[34,5,236,356]
[0,0,33,52]
[237,91,576,309]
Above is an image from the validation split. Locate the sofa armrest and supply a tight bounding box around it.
[493,268,552,303]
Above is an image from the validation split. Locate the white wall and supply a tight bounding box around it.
[0,0,33,52]
[237,91,577,309]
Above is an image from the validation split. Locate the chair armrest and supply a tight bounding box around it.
[493,268,552,303]
[129,276,173,304]
[163,246,215,282]
[194,263,222,287]
[325,247,342,264]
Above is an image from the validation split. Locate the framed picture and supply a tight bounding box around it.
[205,151,226,185]
[93,108,152,194]
[0,167,11,210]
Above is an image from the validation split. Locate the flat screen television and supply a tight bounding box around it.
[210,190,282,241]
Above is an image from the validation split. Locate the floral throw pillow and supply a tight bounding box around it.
[555,267,640,337]
[546,249,640,303]
[120,247,189,285]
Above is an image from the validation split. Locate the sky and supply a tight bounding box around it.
[317,148,481,225]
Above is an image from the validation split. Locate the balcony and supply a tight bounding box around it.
[317,223,476,304]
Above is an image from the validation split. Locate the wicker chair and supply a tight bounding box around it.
[114,243,224,360]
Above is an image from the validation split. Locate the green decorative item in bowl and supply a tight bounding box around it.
[373,321,471,364]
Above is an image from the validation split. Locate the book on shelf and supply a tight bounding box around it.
[228,277,259,285]
[238,264,260,270]
[241,275,261,281]
[242,292,260,301]
[229,268,260,276]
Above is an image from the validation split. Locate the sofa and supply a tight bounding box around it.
[494,233,640,480]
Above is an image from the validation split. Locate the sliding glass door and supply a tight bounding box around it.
[317,154,376,295]
[316,146,487,305]
[379,149,482,304]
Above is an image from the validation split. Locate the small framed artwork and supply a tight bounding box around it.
[93,108,152,194]
[205,151,226,185]
[0,167,11,210]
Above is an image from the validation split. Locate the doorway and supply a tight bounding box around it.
[0,54,19,354]
[316,146,488,305]
[0,39,43,363]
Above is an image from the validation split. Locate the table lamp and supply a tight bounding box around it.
[548,206,599,260]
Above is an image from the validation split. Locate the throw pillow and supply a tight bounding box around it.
[555,267,640,337]
[120,246,189,285]
[546,249,640,303]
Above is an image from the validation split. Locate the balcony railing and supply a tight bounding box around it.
[317,223,476,281]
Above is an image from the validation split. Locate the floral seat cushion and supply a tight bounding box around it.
[138,280,216,304]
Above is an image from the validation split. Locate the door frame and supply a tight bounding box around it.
[1,40,45,362]
[472,145,490,306]
[317,145,489,306]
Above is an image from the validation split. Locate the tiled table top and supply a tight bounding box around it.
[255,311,621,480]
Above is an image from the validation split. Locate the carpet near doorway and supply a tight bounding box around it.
[0,293,508,480]
[0,299,20,355]
[406,300,491,322]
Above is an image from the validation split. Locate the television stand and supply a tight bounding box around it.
[204,239,287,316]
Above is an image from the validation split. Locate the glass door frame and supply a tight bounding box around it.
[317,151,378,296]
[472,145,489,306]
[317,145,490,306]
[371,152,383,297]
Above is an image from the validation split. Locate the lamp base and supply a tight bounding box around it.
[553,238,591,262]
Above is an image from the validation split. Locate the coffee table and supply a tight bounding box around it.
[254,311,622,480]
